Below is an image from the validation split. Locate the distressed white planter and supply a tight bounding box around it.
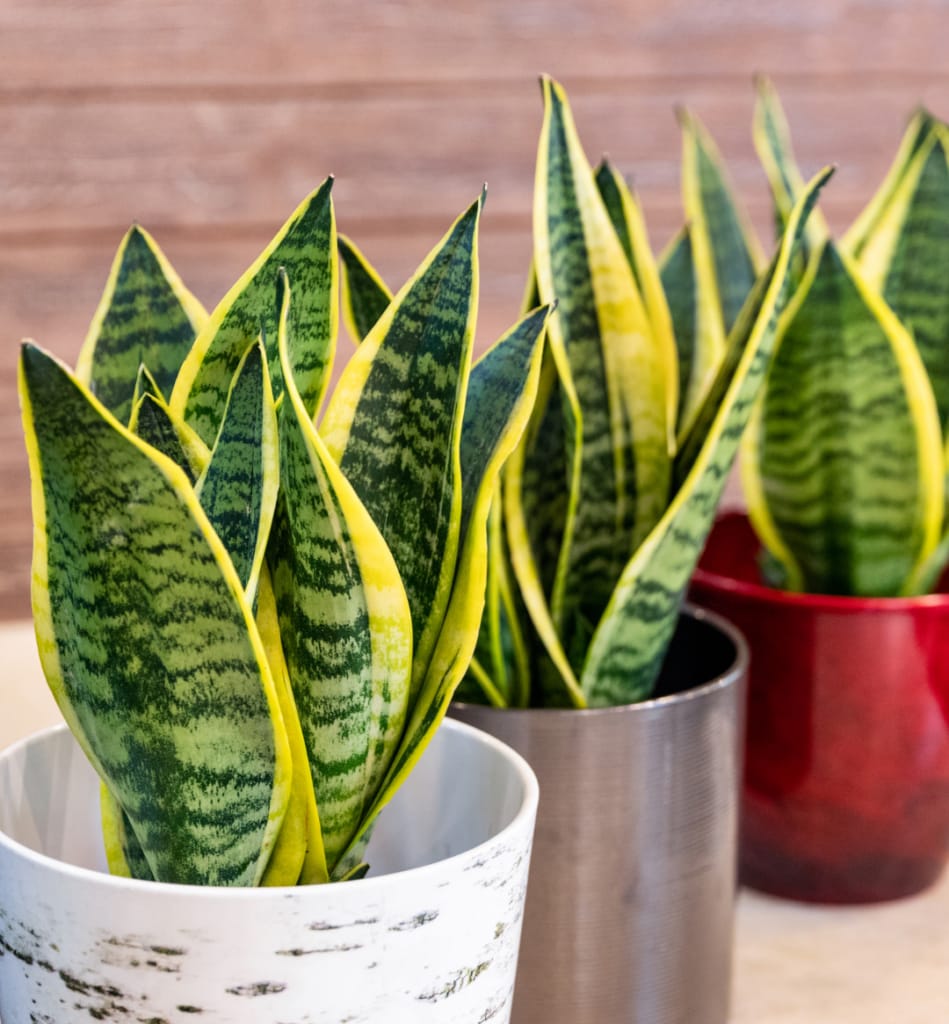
[0,718,538,1024]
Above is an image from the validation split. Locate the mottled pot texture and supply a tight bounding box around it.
[451,607,747,1024]
[691,511,949,903]
[0,718,538,1024]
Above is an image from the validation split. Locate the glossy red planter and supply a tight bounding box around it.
[690,512,949,903]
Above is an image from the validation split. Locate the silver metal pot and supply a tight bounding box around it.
[451,605,747,1024]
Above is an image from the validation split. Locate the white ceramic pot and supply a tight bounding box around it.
[0,718,538,1024]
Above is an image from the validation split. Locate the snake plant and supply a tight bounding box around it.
[448,77,829,708]
[21,184,548,886]
[740,78,949,597]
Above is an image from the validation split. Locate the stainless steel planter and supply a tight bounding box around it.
[451,605,747,1024]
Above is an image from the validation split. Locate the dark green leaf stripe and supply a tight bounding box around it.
[858,131,949,438]
[196,341,278,600]
[747,240,942,597]
[172,179,337,446]
[76,226,207,426]
[594,161,639,286]
[269,273,411,875]
[338,234,393,342]
[843,107,938,259]
[681,109,763,336]
[341,304,547,857]
[660,226,699,432]
[536,77,671,675]
[580,169,832,705]
[21,344,291,885]
[322,195,482,694]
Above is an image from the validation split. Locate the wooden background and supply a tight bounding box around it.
[2,0,948,619]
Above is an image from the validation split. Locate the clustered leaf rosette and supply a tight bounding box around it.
[21,184,549,886]
[740,79,949,598]
[459,76,831,709]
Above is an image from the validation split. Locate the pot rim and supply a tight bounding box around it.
[0,717,539,898]
[455,603,748,716]
[694,512,949,614]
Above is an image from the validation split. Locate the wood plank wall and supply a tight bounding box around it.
[1,0,948,618]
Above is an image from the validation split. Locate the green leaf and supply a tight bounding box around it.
[580,169,833,705]
[742,238,943,597]
[338,234,393,342]
[850,128,949,439]
[342,303,548,858]
[321,195,482,694]
[268,272,412,876]
[20,344,292,885]
[534,76,673,674]
[658,226,700,432]
[172,179,337,446]
[678,109,764,438]
[100,785,153,881]
[595,159,679,430]
[842,107,939,260]
[75,225,207,425]
[752,75,830,252]
[194,341,278,603]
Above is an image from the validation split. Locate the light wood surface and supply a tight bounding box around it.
[1,619,947,1021]
[2,1,949,618]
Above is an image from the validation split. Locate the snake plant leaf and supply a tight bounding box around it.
[20,344,292,886]
[659,225,701,432]
[131,394,200,484]
[842,107,939,260]
[172,179,337,446]
[338,234,393,343]
[75,226,208,426]
[535,76,673,673]
[752,75,830,252]
[595,159,679,431]
[741,238,943,597]
[581,169,832,705]
[679,109,764,435]
[466,489,532,707]
[341,303,548,858]
[503,349,586,707]
[848,129,949,438]
[194,341,278,603]
[255,566,327,886]
[101,786,153,880]
[268,272,412,876]
[321,195,482,693]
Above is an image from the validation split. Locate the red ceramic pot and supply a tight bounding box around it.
[690,511,949,904]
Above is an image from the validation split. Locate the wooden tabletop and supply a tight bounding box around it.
[2,619,947,1021]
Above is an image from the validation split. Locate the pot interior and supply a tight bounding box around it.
[0,720,533,881]
[650,609,742,700]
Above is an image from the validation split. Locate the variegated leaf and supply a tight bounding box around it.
[20,344,292,885]
[76,226,207,425]
[321,195,482,694]
[843,107,939,260]
[659,225,699,431]
[194,341,278,603]
[268,272,412,876]
[581,170,832,704]
[342,303,548,856]
[850,128,949,439]
[172,179,337,445]
[338,234,393,342]
[678,109,764,435]
[752,75,829,251]
[534,76,672,674]
[742,238,943,597]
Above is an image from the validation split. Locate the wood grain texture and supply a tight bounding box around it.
[2,0,948,619]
